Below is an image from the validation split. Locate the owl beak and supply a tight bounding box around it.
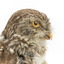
[44,32,53,40]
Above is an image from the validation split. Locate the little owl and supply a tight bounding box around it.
[0,9,52,64]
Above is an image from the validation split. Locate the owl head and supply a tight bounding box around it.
[2,9,52,41]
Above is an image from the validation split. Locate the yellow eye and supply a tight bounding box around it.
[32,21,39,28]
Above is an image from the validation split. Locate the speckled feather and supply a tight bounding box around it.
[0,9,51,64]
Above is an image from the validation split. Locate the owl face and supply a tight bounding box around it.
[2,9,52,41]
[15,14,52,40]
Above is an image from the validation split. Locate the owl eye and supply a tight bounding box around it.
[32,21,39,28]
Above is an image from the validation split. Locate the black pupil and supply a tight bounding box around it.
[34,22,37,25]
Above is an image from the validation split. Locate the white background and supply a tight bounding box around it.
[0,0,64,64]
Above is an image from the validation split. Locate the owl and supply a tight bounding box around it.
[0,9,52,64]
